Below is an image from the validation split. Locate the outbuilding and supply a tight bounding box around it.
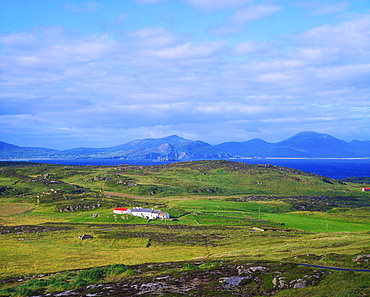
[113,207,131,214]
[158,212,170,219]
[362,187,370,192]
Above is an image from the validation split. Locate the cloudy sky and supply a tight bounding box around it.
[1,0,370,149]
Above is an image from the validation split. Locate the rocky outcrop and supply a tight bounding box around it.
[78,234,93,240]
[1,260,330,296]
[352,254,370,263]
[56,204,101,212]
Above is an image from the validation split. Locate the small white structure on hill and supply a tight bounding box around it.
[159,211,170,219]
[131,208,159,219]
[113,207,169,219]
[112,207,132,214]
[131,207,170,219]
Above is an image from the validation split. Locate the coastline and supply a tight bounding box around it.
[1,158,370,179]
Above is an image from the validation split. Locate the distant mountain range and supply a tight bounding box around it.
[215,132,370,158]
[1,132,370,160]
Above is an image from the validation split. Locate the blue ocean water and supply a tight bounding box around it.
[16,158,370,179]
[236,158,370,179]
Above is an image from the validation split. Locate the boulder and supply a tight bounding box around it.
[220,276,249,287]
[292,279,307,289]
[78,234,93,240]
[352,254,370,263]
[272,276,286,288]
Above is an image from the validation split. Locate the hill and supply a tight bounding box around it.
[97,135,233,160]
[0,160,369,296]
[216,131,370,158]
[0,141,58,159]
[1,159,368,201]
[1,131,370,159]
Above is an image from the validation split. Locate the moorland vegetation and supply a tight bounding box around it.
[0,160,369,296]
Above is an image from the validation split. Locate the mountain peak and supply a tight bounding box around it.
[289,131,334,139]
[161,135,189,142]
[1,132,369,159]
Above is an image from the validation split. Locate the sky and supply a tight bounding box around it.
[1,0,370,149]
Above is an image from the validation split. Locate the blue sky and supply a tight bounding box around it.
[1,0,370,149]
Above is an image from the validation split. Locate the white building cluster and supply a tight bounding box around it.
[113,207,169,220]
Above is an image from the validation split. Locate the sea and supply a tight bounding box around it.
[9,158,370,180]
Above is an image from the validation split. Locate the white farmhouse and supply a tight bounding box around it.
[131,207,169,219]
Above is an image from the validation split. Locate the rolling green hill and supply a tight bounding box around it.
[0,160,369,296]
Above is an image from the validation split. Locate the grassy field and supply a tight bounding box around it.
[0,161,369,296]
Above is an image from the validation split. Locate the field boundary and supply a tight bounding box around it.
[297,263,370,272]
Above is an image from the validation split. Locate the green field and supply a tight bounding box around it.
[0,161,369,296]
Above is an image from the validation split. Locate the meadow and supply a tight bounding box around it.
[0,160,369,296]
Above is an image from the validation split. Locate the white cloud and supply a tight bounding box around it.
[298,0,349,15]
[231,4,281,23]
[312,1,348,15]
[231,41,272,55]
[315,64,370,86]
[210,4,281,35]
[63,1,102,13]
[0,30,117,74]
[296,15,370,53]
[183,0,255,10]
[146,41,225,60]
[2,11,370,147]
[0,32,38,49]
[128,27,179,47]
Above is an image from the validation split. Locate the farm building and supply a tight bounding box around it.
[112,207,131,214]
[159,212,170,219]
[112,207,169,219]
[131,207,170,219]
[362,187,370,192]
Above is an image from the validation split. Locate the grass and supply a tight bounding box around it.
[262,212,370,232]
[170,198,283,213]
[275,272,370,296]
[0,203,34,217]
[0,161,369,296]
[0,264,134,296]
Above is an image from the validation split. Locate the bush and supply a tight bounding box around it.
[77,267,105,282]
[181,264,200,271]
[105,264,128,277]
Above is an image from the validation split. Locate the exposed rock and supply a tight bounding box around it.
[220,276,249,287]
[248,266,267,273]
[57,204,101,212]
[2,260,331,296]
[292,278,307,289]
[352,254,370,263]
[78,234,93,240]
[237,265,247,275]
[273,276,287,288]
[54,289,80,296]
[0,225,72,235]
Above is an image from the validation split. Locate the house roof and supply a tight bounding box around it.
[114,207,129,211]
[131,208,154,213]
